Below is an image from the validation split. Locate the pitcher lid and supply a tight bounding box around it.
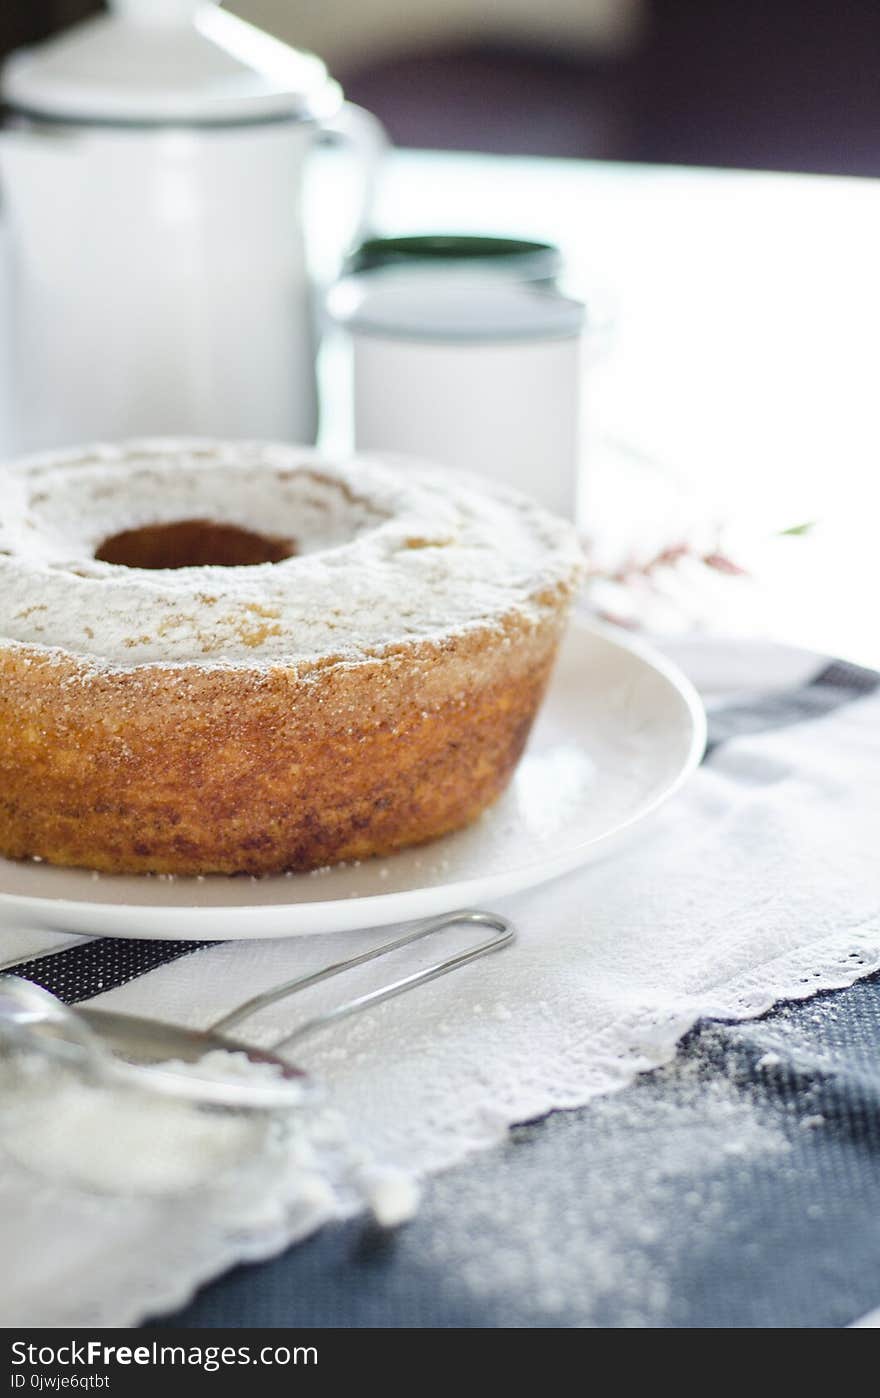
[1,0,341,126]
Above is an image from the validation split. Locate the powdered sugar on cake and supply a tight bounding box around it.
[0,440,583,671]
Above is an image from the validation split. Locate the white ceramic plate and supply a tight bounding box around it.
[0,620,705,940]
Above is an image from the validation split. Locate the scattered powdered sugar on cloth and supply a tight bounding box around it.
[1,637,878,1324]
[0,1046,418,1327]
[422,1038,794,1326]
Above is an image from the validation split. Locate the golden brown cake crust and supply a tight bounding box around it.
[0,603,569,876]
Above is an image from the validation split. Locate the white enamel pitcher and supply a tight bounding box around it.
[0,0,385,453]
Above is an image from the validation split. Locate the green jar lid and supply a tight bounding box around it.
[346,234,562,284]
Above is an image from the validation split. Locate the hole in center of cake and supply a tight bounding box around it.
[94,520,296,570]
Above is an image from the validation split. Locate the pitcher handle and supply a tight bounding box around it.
[308,101,389,283]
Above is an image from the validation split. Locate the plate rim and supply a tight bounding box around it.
[0,619,706,937]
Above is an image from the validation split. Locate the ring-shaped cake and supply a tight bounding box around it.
[0,440,583,875]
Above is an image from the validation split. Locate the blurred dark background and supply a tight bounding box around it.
[4,0,880,176]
